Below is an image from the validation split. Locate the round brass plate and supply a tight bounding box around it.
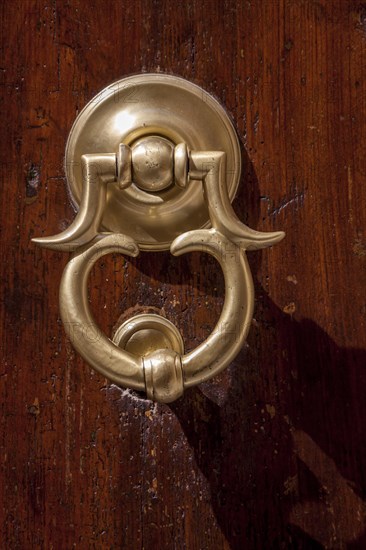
[65,74,241,251]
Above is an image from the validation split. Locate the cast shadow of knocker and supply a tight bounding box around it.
[166,137,366,549]
[171,299,366,550]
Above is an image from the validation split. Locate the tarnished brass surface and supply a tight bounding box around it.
[33,75,285,403]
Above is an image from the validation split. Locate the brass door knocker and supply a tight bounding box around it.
[33,74,284,403]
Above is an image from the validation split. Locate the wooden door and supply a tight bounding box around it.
[1,1,366,548]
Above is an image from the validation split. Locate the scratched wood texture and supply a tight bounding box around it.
[1,0,366,548]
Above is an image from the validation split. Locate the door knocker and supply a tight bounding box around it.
[33,74,285,403]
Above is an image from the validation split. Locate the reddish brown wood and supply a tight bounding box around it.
[1,0,366,548]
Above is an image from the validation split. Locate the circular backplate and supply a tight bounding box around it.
[65,73,241,251]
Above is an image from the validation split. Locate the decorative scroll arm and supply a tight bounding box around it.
[190,150,285,250]
[32,146,131,252]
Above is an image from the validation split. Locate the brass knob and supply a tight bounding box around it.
[131,136,174,192]
[33,74,285,403]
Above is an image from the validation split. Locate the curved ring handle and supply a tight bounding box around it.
[58,227,253,402]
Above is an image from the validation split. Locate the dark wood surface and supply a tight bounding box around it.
[1,0,366,548]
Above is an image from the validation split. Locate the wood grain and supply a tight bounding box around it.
[1,0,366,548]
